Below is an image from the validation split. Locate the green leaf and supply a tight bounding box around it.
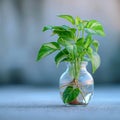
[58,38,76,60]
[87,47,93,55]
[53,25,70,30]
[78,23,84,30]
[76,38,85,57]
[69,28,76,34]
[63,86,73,103]
[85,20,105,36]
[52,25,76,40]
[63,86,80,103]
[57,37,65,46]
[58,15,75,25]
[42,25,53,32]
[92,40,99,52]
[66,44,74,55]
[88,51,101,73]
[55,49,69,66]
[76,38,84,46]
[37,42,60,61]
[82,20,89,26]
[75,16,82,25]
[84,35,92,48]
[53,30,75,40]
[67,88,80,103]
[77,20,88,30]
[57,37,73,47]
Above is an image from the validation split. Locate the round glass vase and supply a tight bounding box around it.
[59,61,94,105]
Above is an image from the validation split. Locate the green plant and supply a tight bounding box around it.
[37,15,105,104]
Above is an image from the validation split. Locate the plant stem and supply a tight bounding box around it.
[82,29,84,39]
[74,59,87,104]
[74,58,80,80]
[77,30,80,39]
[74,79,87,104]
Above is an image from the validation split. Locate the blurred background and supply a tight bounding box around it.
[0,0,120,87]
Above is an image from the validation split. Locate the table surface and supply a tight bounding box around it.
[0,85,120,120]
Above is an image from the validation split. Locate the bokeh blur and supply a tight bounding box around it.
[0,0,120,87]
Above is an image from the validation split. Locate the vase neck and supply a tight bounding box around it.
[66,61,88,80]
[67,61,88,70]
[80,61,88,71]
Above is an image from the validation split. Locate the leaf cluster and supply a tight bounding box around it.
[37,15,105,73]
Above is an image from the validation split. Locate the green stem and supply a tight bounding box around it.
[77,30,80,39]
[74,79,87,104]
[74,58,80,80]
[82,29,84,39]
[74,60,87,104]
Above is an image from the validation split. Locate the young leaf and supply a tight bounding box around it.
[78,23,84,30]
[77,20,88,30]
[75,16,82,25]
[63,86,80,103]
[58,15,75,25]
[85,20,105,36]
[37,42,60,61]
[55,49,69,66]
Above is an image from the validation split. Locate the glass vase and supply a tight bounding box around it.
[59,61,94,105]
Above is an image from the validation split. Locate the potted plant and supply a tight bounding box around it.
[37,15,105,105]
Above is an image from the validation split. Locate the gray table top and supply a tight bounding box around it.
[0,85,120,120]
